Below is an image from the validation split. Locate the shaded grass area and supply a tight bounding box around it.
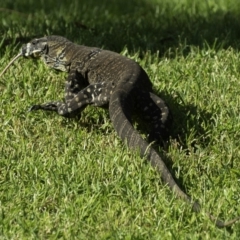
[1,0,240,239]
[1,0,240,53]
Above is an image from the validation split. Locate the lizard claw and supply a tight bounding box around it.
[28,105,41,112]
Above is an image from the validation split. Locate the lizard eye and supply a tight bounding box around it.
[31,39,38,45]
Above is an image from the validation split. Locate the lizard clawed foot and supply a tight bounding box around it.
[28,105,41,112]
[28,103,58,112]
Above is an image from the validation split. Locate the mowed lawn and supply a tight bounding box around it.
[1,0,240,239]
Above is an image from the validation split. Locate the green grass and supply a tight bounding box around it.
[1,0,240,239]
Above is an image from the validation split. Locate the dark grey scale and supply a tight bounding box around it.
[135,91,172,143]
[64,69,88,102]
[64,78,81,101]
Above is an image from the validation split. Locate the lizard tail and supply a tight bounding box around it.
[109,88,239,228]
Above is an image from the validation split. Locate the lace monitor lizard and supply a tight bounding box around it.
[1,35,239,227]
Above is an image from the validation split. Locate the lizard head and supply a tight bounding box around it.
[20,36,70,72]
[0,36,69,78]
[21,37,48,58]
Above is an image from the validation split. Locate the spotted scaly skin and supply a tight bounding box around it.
[19,35,239,227]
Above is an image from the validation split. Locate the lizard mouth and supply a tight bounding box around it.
[21,43,42,58]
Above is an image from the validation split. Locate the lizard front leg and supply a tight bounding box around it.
[64,69,88,102]
[29,81,113,117]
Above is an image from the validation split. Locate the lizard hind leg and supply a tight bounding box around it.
[149,92,172,143]
[136,91,172,144]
